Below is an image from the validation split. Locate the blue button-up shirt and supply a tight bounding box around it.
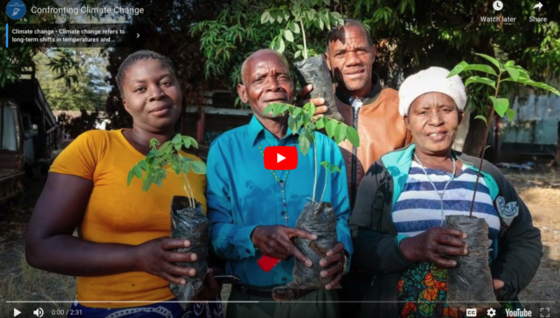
[206,116,353,287]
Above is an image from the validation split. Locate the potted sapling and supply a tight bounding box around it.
[127,134,208,309]
[261,0,345,120]
[263,101,359,301]
[445,54,559,309]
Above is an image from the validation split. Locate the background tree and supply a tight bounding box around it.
[35,48,110,111]
[195,0,560,157]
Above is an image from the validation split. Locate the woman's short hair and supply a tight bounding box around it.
[116,50,178,96]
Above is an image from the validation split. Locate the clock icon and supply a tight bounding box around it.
[493,1,504,11]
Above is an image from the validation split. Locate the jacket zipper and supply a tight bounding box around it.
[351,107,359,205]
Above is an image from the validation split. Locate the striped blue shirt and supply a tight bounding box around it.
[393,161,500,248]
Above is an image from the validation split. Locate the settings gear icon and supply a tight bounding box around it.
[487,308,497,317]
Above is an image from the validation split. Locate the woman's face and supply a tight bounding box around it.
[121,59,182,133]
[404,92,463,156]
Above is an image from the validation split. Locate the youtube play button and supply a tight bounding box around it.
[264,146,298,170]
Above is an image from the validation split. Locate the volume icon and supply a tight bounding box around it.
[33,308,44,317]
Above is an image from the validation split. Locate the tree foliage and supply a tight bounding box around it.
[35,48,110,111]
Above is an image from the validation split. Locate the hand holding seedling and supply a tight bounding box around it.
[251,225,317,266]
[399,227,468,268]
[134,237,198,285]
[297,84,328,119]
[319,242,345,290]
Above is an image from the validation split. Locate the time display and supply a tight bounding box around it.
[51,309,83,316]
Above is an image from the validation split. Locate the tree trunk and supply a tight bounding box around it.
[462,109,495,160]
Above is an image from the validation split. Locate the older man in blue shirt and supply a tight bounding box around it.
[206,49,352,318]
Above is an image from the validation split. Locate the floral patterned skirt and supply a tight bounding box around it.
[397,262,520,318]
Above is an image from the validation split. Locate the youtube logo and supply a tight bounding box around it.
[263,146,298,170]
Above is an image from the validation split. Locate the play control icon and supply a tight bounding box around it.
[13,308,21,317]
[263,146,298,170]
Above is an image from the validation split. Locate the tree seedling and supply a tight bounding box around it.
[127,133,206,207]
[448,53,559,217]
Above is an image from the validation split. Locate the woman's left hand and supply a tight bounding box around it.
[319,242,346,290]
[195,268,222,301]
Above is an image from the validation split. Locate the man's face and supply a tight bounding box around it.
[237,51,294,119]
[326,25,376,97]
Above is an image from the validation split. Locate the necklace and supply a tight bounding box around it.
[258,140,296,226]
[413,153,457,226]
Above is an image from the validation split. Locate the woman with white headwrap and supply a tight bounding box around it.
[349,67,542,317]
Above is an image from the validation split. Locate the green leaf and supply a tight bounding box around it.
[346,126,360,147]
[323,0,330,5]
[489,97,509,117]
[505,66,520,81]
[504,60,515,67]
[316,117,325,129]
[474,115,488,125]
[158,142,172,155]
[325,119,337,138]
[182,137,191,149]
[133,165,143,179]
[321,161,329,168]
[332,166,341,173]
[305,102,316,116]
[299,134,310,156]
[149,138,160,149]
[464,64,498,76]
[190,138,199,149]
[278,38,286,53]
[138,161,148,171]
[465,76,496,89]
[260,12,270,24]
[284,29,294,42]
[127,170,134,186]
[475,53,501,70]
[293,107,303,117]
[294,50,301,59]
[190,160,207,174]
[505,108,516,121]
[521,80,560,96]
[447,61,468,77]
[288,115,297,133]
[335,124,347,144]
[290,21,300,34]
[172,133,182,145]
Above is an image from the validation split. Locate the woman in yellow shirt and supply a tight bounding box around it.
[25,50,223,318]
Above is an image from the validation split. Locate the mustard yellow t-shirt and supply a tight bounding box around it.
[49,129,207,308]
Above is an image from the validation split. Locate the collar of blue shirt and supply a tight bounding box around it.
[247,115,300,147]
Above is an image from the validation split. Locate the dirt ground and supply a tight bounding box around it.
[1,168,559,316]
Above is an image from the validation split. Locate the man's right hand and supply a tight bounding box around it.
[297,84,328,118]
[134,237,198,285]
[251,225,317,267]
[399,227,468,268]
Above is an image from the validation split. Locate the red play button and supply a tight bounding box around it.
[263,146,298,170]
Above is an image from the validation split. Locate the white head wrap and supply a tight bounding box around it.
[398,67,467,116]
